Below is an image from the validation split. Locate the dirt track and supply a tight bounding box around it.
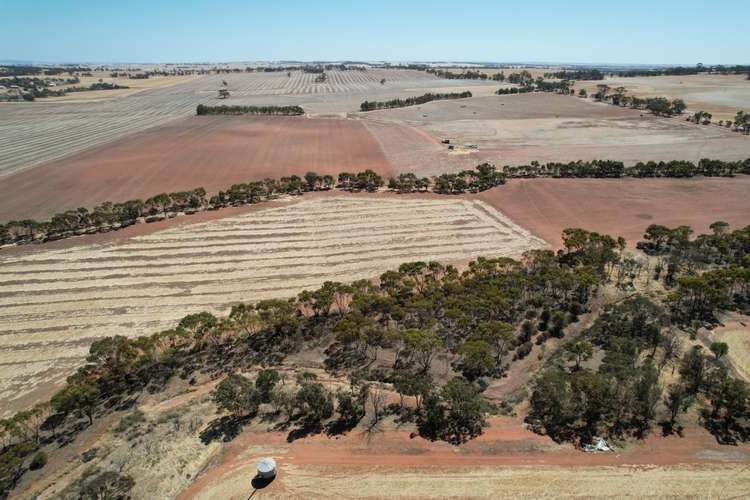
[177,417,750,499]
[0,116,394,220]
[477,176,750,247]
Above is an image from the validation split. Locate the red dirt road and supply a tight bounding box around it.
[177,417,750,499]
[0,116,394,221]
[477,176,750,248]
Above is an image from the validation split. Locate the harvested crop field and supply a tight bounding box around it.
[362,93,750,174]
[0,68,484,177]
[476,176,750,247]
[0,196,545,414]
[0,116,394,221]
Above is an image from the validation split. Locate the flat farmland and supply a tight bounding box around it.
[0,196,545,414]
[0,116,393,220]
[361,93,750,174]
[0,69,490,178]
[578,73,750,121]
[476,176,750,247]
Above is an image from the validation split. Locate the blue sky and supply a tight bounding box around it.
[1,0,748,64]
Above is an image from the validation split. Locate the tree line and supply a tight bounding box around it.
[590,84,688,116]
[195,104,305,116]
[612,64,750,78]
[359,91,472,111]
[0,65,91,77]
[3,158,750,249]
[504,158,750,179]
[426,68,490,80]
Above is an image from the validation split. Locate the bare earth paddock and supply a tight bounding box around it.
[476,176,750,247]
[0,116,395,220]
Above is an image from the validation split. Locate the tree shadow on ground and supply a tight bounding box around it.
[200,415,250,444]
[325,417,358,437]
[286,420,322,442]
[247,475,276,499]
[701,412,750,445]
[251,475,275,490]
[658,420,685,437]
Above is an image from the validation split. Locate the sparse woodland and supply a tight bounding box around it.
[2,220,749,497]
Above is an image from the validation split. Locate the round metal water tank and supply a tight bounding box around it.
[256,457,277,479]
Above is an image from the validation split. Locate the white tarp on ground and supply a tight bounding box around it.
[583,437,613,453]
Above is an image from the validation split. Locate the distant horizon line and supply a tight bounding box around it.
[2,59,749,68]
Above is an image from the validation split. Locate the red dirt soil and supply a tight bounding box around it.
[0,116,394,221]
[177,417,750,499]
[477,176,750,248]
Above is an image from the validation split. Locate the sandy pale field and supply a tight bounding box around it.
[361,93,750,176]
[578,73,750,121]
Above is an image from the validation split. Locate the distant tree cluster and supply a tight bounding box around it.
[195,104,305,116]
[495,86,535,95]
[0,75,91,101]
[359,91,472,112]
[65,82,129,93]
[543,69,604,80]
[587,84,701,120]
[613,64,750,78]
[496,73,574,95]
[426,68,489,80]
[506,70,534,86]
[0,65,91,77]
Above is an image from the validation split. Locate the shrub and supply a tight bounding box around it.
[113,410,145,434]
[29,451,47,470]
